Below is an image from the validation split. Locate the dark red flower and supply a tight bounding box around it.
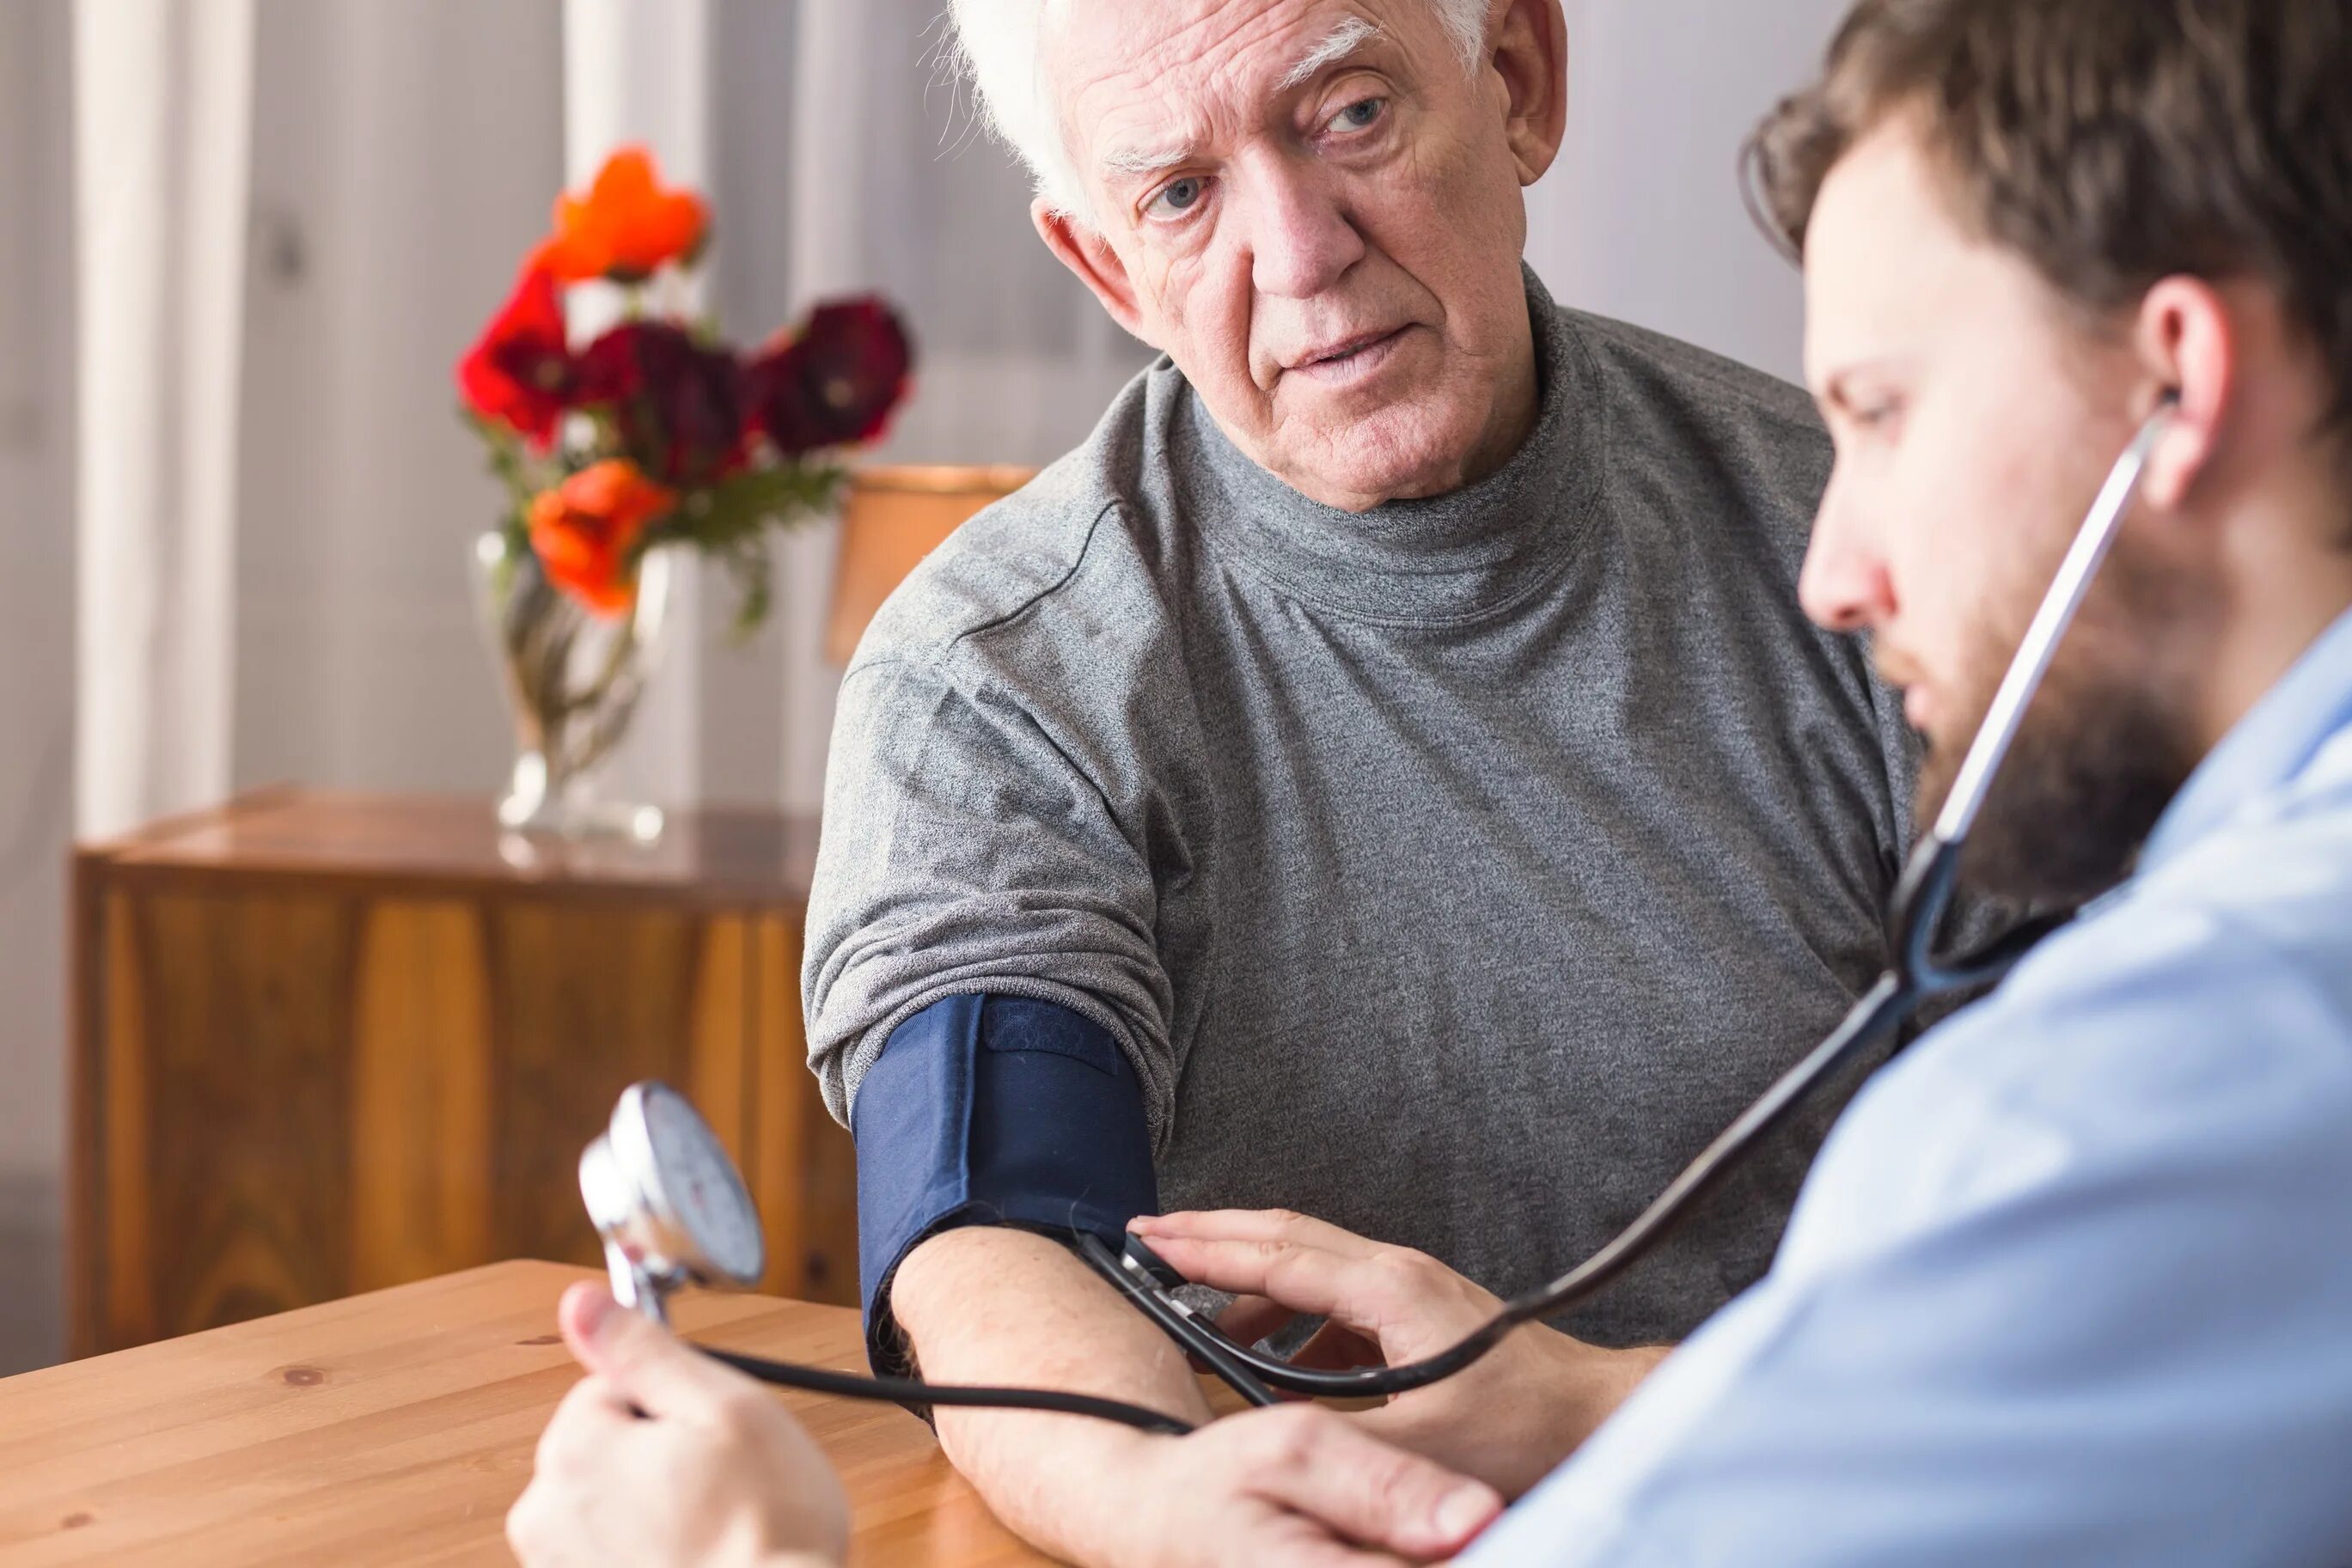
[574,320,747,485]
[746,297,913,457]
[457,258,572,448]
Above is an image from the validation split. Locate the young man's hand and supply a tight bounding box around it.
[1130,1210,1671,1498]
[506,1284,850,1568]
[1078,1402,1505,1568]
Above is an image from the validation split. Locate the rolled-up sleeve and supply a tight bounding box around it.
[803,653,1182,1370]
[803,655,1178,1141]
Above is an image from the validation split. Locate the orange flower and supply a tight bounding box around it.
[538,147,709,284]
[527,460,678,616]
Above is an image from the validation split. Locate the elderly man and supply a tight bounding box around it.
[796,0,1933,1559]
[513,0,2352,1564]
[516,0,1934,1564]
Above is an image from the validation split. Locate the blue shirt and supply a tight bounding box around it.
[1466,608,2352,1567]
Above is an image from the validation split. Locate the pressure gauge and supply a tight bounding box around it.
[579,1083,767,1325]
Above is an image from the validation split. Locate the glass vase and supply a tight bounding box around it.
[472,529,671,842]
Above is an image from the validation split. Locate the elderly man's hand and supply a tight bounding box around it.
[1129,1211,1671,1499]
[506,1283,849,1568]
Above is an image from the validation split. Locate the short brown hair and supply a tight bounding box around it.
[1745,0,2352,440]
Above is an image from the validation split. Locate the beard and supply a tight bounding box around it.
[1914,543,2204,906]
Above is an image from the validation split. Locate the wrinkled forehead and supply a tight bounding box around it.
[1048,0,1433,162]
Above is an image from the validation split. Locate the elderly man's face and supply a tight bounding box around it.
[1035,0,1566,512]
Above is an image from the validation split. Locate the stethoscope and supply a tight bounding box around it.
[581,400,2176,1434]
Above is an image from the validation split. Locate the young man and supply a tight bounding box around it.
[509,1,2352,1563]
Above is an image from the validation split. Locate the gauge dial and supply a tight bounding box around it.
[639,1084,766,1285]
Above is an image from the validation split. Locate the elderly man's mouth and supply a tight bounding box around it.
[1285,326,1411,387]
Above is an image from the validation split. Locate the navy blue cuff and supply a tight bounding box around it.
[850,994,1158,1379]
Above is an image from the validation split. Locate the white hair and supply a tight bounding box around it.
[944,0,1489,218]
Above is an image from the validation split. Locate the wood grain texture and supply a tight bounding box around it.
[113,888,360,1343]
[349,900,496,1291]
[88,791,819,909]
[96,894,151,1351]
[753,912,859,1305]
[71,793,852,1356]
[483,904,703,1272]
[0,1262,1054,1568]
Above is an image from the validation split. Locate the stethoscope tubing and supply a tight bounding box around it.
[693,401,2175,1432]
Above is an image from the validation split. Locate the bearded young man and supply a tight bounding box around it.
[511,0,2352,1565]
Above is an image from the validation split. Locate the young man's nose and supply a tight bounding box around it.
[1243,161,1365,300]
[1799,479,1897,634]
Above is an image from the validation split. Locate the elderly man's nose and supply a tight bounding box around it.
[1247,175,1365,299]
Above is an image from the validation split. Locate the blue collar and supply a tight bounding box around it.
[2140,607,2352,874]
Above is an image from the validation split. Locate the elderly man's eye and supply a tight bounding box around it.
[1146,176,1207,220]
[1325,97,1386,134]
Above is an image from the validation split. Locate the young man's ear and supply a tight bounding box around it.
[1492,0,1569,186]
[1035,198,1152,344]
[2134,275,2237,511]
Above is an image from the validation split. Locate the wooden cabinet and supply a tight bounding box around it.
[826,465,1034,664]
[68,790,856,1358]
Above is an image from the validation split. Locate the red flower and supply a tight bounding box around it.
[540,147,710,285]
[746,297,914,457]
[574,320,747,486]
[457,258,572,448]
[527,460,678,616]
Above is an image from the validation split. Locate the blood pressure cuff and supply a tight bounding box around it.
[850,993,1159,1378]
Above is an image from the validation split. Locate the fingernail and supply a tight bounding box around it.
[1433,1483,1500,1542]
[1127,1216,1159,1234]
[573,1284,616,1339]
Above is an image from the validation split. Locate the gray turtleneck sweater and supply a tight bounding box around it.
[805,273,1925,1347]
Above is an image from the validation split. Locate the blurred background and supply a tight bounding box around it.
[0,0,1847,1375]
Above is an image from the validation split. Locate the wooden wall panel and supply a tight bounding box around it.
[483,904,702,1271]
[71,794,839,1355]
[97,895,152,1351]
[752,912,859,1306]
[688,915,754,1175]
[348,900,494,1291]
[116,890,358,1341]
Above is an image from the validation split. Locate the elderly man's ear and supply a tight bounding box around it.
[1493,0,1570,186]
[1034,201,1146,339]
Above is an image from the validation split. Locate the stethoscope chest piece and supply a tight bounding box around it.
[580,1082,767,1326]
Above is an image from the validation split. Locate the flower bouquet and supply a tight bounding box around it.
[457,146,913,838]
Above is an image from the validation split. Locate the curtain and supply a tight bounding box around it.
[70,0,255,838]
[0,0,75,1376]
[564,0,716,814]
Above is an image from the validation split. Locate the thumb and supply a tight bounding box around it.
[558,1282,739,1416]
[1240,1408,1504,1560]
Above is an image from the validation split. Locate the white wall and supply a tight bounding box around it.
[232,0,565,801]
[0,0,1851,1374]
[1530,0,1848,386]
[0,0,74,1372]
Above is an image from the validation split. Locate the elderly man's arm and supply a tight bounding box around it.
[889,1229,1205,1552]
[895,1227,1502,1567]
[807,655,1501,1565]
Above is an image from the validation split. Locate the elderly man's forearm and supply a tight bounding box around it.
[890,1227,1213,1561]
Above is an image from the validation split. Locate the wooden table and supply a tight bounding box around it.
[71,790,856,1358]
[0,1261,1050,1567]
